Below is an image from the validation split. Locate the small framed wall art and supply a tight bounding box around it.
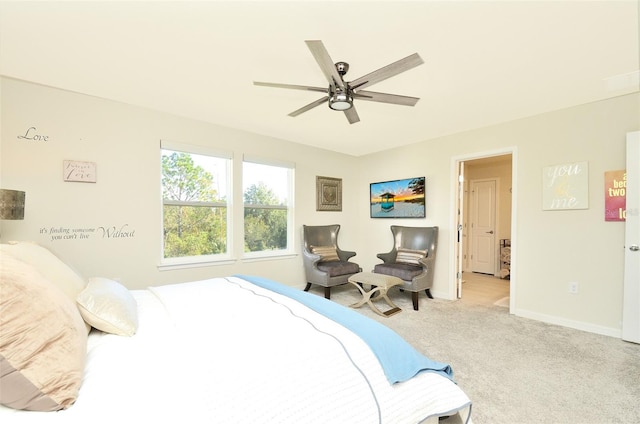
[604,169,626,221]
[316,176,342,211]
[63,160,97,183]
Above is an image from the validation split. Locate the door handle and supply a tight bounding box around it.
[486,230,494,234]
[630,245,640,252]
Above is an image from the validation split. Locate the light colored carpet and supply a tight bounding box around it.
[316,284,640,424]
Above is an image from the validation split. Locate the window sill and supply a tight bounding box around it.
[158,256,237,271]
[158,252,298,270]
[241,251,297,263]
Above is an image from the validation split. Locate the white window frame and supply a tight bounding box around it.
[159,140,234,269]
[242,155,295,260]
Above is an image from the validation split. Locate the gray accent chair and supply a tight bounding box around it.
[302,224,361,299]
[373,225,438,311]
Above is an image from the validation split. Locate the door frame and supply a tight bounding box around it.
[449,147,518,312]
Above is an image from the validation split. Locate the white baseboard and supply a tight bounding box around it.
[430,289,454,300]
[513,307,621,339]
[429,291,622,339]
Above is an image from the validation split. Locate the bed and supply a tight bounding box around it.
[0,242,472,423]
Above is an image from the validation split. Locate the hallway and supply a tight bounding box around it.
[459,271,510,307]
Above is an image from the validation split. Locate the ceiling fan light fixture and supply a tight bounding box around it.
[254,40,423,123]
[329,92,353,111]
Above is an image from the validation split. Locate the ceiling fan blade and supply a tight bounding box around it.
[254,81,327,93]
[288,96,328,117]
[344,107,360,124]
[352,90,420,106]
[305,40,346,91]
[349,53,424,91]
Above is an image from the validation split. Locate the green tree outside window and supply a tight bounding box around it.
[162,151,228,258]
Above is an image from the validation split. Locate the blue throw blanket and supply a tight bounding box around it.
[235,275,454,384]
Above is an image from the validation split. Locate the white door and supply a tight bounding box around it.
[622,131,640,343]
[471,179,496,274]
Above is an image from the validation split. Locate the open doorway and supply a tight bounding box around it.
[452,149,516,311]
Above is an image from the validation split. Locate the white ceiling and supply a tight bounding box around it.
[1,1,638,157]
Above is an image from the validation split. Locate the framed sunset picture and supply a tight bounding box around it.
[370,177,425,218]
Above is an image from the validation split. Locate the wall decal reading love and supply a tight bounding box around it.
[17,126,50,142]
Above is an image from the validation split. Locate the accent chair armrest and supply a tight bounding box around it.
[338,249,356,262]
[376,250,397,264]
[418,254,434,269]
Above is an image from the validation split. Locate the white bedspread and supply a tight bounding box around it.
[1,276,471,423]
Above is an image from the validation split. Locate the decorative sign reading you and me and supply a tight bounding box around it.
[542,161,589,210]
[604,170,626,221]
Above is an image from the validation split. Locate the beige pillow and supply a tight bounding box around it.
[396,247,427,265]
[0,253,87,411]
[76,277,138,336]
[0,241,86,301]
[310,245,340,262]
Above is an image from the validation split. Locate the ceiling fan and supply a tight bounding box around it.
[254,40,424,124]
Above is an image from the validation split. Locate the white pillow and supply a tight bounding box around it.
[76,278,138,336]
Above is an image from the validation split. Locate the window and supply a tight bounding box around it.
[161,142,231,262]
[243,157,294,256]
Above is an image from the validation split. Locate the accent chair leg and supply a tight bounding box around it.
[304,282,312,292]
[324,287,331,299]
[425,288,434,299]
[412,292,419,311]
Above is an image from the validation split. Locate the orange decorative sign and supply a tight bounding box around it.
[604,170,626,221]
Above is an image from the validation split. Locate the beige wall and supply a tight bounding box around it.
[0,77,361,288]
[355,93,639,336]
[2,76,639,338]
